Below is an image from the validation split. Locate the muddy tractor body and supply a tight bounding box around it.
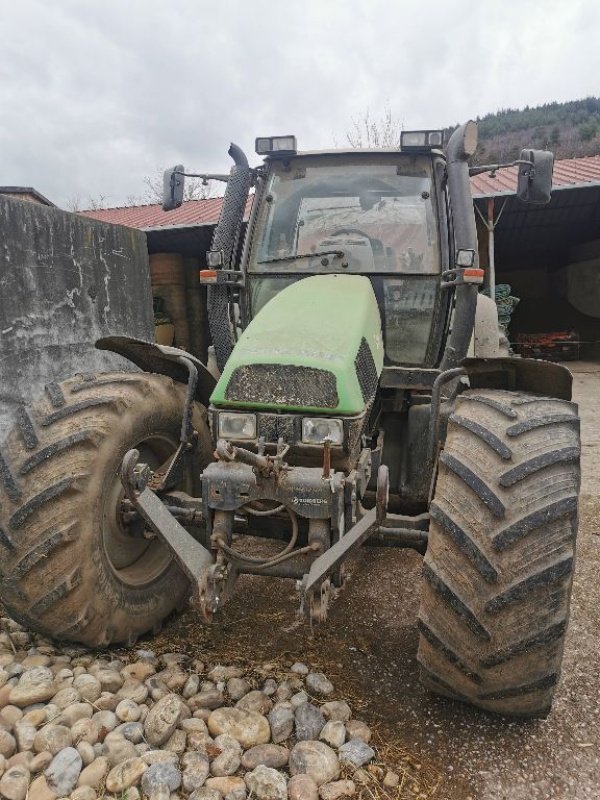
[0,123,580,718]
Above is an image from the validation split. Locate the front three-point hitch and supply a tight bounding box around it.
[119,439,429,624]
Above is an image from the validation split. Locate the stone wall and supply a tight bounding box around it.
[0,196,153,439]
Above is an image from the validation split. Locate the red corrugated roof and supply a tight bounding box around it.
[80,195,253,229]
[80,155,600,229]
[470,154,600,197]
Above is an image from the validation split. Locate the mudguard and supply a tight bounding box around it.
[462,356,573,401]
[96,336,217,407]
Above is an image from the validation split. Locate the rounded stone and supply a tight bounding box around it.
[294,704,326,742]
[164,728,187,755]
[305,674,334,697]
[288,774,319,800]
[241,744,289,770]
[24,775,54,800]
[33,725,72,755]
[51,687,81,709]
[290,692,309,710]
[269,705,294,744]
[92,710,119,740]
[189,790,222,800]
[76,741,96,767]
[344,721,371,744]
[208,708,270,749]
[319,722,346,749]
[182,752,210,792]
[103,734,138,766]
[44,747,82,795]
[211,748,241,777]
[290,663,309,676]
[142,750,179,766]
[72,675,102,703]
[188,690,224,711]
[59,702,93,727]
[183,674,201,699]
[141,761,183,793]
[71,787,97,800]
[236,691,273,715]
[207,665,243,682]
[337,740,374,768]
[245,765,287,800]
[77,756,109,790]
[121,662,156,682]
[206,776,246,795]
[0,764,30,800]
[29,751,53,773]
[117,679,148,704]
[227,678,251,701]
[144,694,185,747]
[71,718,99,745]
[9,668,56,708]
[95,670,124,693]
[14,721,36,751]
[0,706,22,730]
[116,721,145,744]
[318,780,356,800]
[92,692,117,712]
[116,699,141,722]
[321,702,351,724]
[289,741,340,787]
[105,756,147,792]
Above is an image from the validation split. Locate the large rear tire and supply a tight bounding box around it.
[418,389,580,717]
[0,372,213,647]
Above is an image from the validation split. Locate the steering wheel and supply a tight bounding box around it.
[329,228,384,255]
[329,228,371,238]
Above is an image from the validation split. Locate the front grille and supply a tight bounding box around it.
[225,364,339,409]
[355,338,378,402]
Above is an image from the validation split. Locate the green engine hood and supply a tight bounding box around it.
[210,274,384,415]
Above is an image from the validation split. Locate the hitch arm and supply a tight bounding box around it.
[120,450,213,593]
[301,506,378,598]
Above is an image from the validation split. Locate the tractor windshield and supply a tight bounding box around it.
[249,154,440,275]
[245,153,446,367]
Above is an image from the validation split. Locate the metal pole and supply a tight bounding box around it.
[487,197,496,301]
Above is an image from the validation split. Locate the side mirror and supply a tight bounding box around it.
[162,165,185,211]
[517,149,554,205]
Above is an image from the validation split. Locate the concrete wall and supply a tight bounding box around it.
[0,196,153,439]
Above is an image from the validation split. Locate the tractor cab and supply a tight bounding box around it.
[244,146,448,369]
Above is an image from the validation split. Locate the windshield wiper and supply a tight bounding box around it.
[258,250,344,265]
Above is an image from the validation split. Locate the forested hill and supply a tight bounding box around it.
[450,97,600,164]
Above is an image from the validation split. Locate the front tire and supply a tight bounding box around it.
[418,389,580,717]
[0,372,212,647]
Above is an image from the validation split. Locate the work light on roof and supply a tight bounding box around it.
[255,136,297,156]
[400,130,444,151]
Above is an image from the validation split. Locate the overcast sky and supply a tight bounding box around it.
[2,0,599,208]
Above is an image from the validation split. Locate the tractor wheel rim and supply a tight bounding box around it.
[103,434,179,587]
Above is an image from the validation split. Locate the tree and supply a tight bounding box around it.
[345,106,403,148]
[142,169,218,205]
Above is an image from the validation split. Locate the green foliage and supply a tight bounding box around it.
[476,97,600,138]
[464,97,600,162]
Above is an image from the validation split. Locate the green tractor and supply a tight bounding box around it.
[0,122,580,718]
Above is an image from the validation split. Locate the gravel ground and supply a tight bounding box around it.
[147,360,600,800]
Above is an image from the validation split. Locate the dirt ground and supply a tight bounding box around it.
[150,361,600,800]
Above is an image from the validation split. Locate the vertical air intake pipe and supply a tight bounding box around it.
[208,143,252,372]
[440,121,480,370]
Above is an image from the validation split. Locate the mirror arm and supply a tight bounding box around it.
[469,158,532,177]
[175,171,231,184]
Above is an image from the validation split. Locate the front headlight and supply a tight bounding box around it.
[218,412,257,440]
[302,418,343,445]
